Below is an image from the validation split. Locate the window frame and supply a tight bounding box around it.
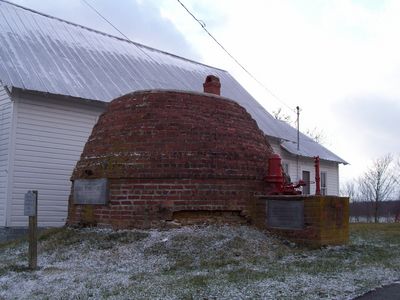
[321,171,327,195]
[302,170,310,195]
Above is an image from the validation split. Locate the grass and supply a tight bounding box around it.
[37,227,150,252]
[0,223,399,299]
[351,223,400,242]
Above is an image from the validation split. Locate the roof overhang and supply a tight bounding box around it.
[280,140,348,165]
[10,87,107,108]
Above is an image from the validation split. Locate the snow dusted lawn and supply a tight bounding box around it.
[0,224,399,299]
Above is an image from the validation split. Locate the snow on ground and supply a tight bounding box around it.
[0,224,399,299]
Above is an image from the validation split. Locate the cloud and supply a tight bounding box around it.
[12,0,200,60]
[94,0,200,60]
[333,95,400,162]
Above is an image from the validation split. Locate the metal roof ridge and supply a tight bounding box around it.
[0,0,228,73]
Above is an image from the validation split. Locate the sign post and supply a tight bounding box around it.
[24,190,38,270]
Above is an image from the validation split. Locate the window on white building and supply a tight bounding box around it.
[282,162,289,175]
[302,170,310,195]
[282,162,291,183]
[321,171,327,195]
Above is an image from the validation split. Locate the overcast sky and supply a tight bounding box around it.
[13,0,400,184]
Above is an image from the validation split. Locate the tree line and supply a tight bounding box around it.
[340,154,400,223]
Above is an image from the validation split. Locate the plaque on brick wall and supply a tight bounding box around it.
[267,200,304,229]
[73,179,108,205]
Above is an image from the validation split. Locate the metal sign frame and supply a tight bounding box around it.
[73,178,109,205]
[267,199,304,230]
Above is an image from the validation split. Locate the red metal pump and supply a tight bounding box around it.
[265,154,284,194]
[265,154,305,195]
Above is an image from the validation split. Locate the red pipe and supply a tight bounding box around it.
[314,156,321,195]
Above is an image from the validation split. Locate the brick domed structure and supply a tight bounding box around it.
[68,79,274,228]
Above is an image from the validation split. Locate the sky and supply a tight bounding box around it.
[11,0,400,184]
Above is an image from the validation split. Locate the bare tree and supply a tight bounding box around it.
[305,127,326,145]
[395,178,400,222]
[272,108,292,124]
[272,108,326,144]
[358,154,396,223]
[340,180,358,201]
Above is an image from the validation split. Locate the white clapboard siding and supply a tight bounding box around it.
[0,83,12,226]
[269,138,339,196]
[10,93,105,226]
[319,161,340,196]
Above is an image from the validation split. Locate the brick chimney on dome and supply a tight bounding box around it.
[203,75,221,95]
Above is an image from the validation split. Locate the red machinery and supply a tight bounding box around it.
[265,154,305,195]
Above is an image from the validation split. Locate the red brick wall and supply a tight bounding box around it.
[68,178,268,228]
[68,90,273,228]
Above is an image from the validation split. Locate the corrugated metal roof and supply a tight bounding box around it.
[0,0,347,164]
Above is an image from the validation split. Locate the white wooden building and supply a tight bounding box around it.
[0,1,346,227]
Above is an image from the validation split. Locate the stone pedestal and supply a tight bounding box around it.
[254,195,349,247]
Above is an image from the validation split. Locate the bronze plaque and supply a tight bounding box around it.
[267,200,304,229]
[73,179,108,205]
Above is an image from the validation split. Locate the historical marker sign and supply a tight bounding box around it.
[73,178,108,205]
[24,191,37,216]
[267,199,304,230]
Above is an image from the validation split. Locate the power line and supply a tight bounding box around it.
[82,0,294,114]
[80,0,167,66]
[176,0,296,114]
[81,0,131,41]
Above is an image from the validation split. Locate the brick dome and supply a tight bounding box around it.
[72,90,273,180]
[68,88,274,228]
